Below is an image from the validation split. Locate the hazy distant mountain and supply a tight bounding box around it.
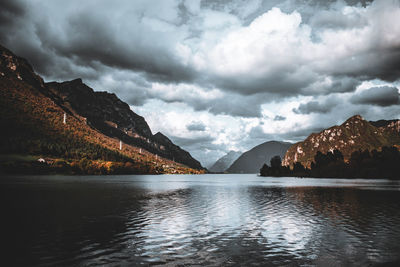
[209,151,241,172]
[226,141,292,173]
[283,115,400,168]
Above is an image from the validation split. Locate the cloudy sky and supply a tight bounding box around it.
[1,0,399,167]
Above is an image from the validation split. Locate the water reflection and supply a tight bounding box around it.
[1,175,400,266]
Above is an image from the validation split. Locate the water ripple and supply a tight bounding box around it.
[1,175,400,266]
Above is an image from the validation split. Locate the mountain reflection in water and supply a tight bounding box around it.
[1,174,400,266]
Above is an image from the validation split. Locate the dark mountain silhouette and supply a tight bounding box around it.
[0,44,204,173]
[283,115,400,168]
[209,150,241,172]
[47,78,153,137]
[226,141,292,173]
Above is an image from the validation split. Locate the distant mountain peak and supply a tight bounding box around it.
[226,141,292,173]
[208,150,242,173]
[347,114,364,121]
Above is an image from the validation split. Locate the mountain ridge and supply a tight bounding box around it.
[46,78,202,169]
[283,115,400,167]
[0,44,204,173]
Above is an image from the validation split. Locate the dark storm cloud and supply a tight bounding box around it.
[246,123,325,145]
[274,115,286,121]
[1,0,398,106]
[350,86,400,106]
[212,68,316,96]
[0,5,100,81]
[0,0,25,27]
[211,72,361,101]
[170,135,216,147]
[281,126,326,141]
[329,77,361,93]
[325,49,400,82]
[155,90,265,118]
[35,14,196,83]
[121,90,150,107]
[293,98,339,114]
[206,96,263,117]
[186,121,206,131]
[0,0,197,84]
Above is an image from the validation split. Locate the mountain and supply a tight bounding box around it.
[47,78,153,138]
[0,44,203,174]
[283,115,400,168]
[209,151,241,172]
[226,141,292,173]
[46,79,202,170]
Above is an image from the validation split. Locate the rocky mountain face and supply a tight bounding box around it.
[47,79,153,137]
[0,44,203,171]
[209,151,242,173]
[47,79,203,169]
[227,141,292,173]
[283,115,400,168]
[152,132,202,169]
[0,45,45,90]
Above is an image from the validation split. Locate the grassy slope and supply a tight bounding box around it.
[0,75,204,174]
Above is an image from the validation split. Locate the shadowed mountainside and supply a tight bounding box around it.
[227,141,292,173]
[209,151,242,173]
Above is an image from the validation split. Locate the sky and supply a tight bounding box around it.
[1,0,399,167]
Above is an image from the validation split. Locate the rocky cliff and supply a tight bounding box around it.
[47,79,153,137]
[0,44,203,172]
[283,115,400,167]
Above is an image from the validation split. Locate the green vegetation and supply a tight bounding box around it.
[0,156,165,175]
[0,73,204,175]
[260,146,400,179]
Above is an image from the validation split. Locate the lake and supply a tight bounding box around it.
[1,174,400,266]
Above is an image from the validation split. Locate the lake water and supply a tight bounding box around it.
[1,174,400,266]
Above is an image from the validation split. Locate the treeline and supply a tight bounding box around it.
[0,158,164,175]
[1,136,132,163]
[260,146,400,179]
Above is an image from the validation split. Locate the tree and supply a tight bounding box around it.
[333,149,344,161]
[293,162,305,174]
[260,163,270,176]
[270,156,282,169]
